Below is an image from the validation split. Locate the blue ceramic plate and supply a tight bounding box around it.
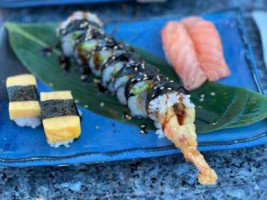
[0,9,266,167]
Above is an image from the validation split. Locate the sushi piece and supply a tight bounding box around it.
[58,12,218,185]
[57,11,103,57]
[181,17,231,81]
[87,37,133,77]
[125,73,167,117]
[101,52,140,93]
[114,61,159,105]
[40,91,81,148]
[73,28,106,66]
[146,81,217,184]
[161,21,207,90]
[6,74,41,128]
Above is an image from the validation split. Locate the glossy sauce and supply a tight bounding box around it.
[59,55,71,71]
[173,103,186,126]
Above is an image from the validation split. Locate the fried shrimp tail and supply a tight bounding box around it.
[160,107,218,185]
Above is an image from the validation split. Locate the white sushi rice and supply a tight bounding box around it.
[102,62,124,90]
[148,93,195,138]
[48,139,74,148]
[128,91,148,118]
[61,34,76,56]
[13,117,41,129]
[116,87,127,105]
[154,121,165,138]
[114,76,128,90]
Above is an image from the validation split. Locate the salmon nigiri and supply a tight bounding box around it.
[181,17,231,81]
[161,21,207,90]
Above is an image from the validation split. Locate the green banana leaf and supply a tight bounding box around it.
[5,22,267,133]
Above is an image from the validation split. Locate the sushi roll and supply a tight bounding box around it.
[58,12,218,185]
[57,11,103,57]
[6,74,41,128]
[125,73,167,117]
[146,81,193,137]
[101,52,140,93]
[40,91,81,148]
[87,37,133,77]
[73,28,106,66]
[114,61,159,105]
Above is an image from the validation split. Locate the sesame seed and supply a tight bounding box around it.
[81,74,87,80]
[143,74,148,77]
[100,102,105,107]
[134,67,138,71]
[198,105,202,109]
[210,92,216,96]
[95,125,99,129]
[199,99,204,102]
[84,105,88,108]
[75,100,79,103]
[124,114,132,120]
[160,86,164,90]
[167,88,172,90]
[113,46,118,50]
[200,94,205,98]
[49,83,54,87]
[170,80,174,83]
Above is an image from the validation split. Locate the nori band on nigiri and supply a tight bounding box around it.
[41,99,79,120]
[58,19,101,37]
[7,85,38,102]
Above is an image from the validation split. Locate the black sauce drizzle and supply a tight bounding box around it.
[59,55,71,72]
[40,46,53,57]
